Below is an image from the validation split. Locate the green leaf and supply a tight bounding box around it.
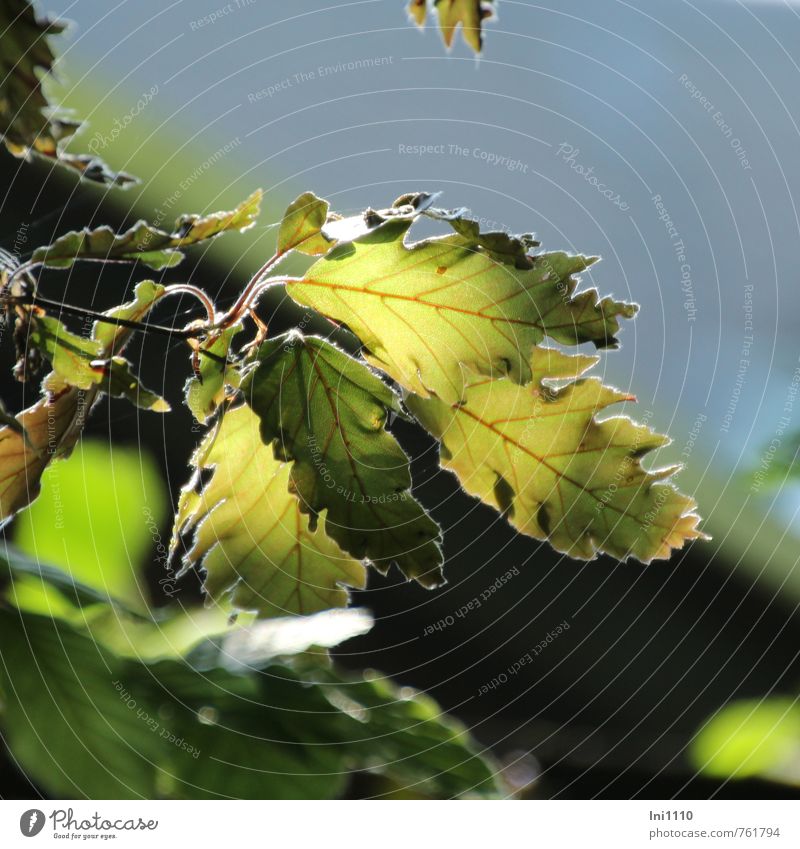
[0,281,165,521]
[0,607,499,798]
[429,205,540,269]
[99,357,171,412]
[691,697,800,784]
[407,346,705,563]
[31,190,262,270]
[185,326,241,424]
[30,314,104,390]
[240,333,444,588]
[287,208,636,404]
[0,545,136,612]
[408,1,496,54]
[277,191,337,256]
[0,609,165,798]
[0,0,134,185]
[13,439,168,609]
[172,404,367,618]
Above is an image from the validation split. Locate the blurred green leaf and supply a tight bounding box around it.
[0,0,134,185]
[0,545,136,612]
[0,607,500,799]
[13,440,167,609]
[691,697,800,785]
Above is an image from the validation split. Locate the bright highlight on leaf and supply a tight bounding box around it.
[288,211,635,404]
[408,346,705,562]
[241,332,444,588]
[172,404,367,618]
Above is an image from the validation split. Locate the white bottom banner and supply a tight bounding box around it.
[0,800,796,847]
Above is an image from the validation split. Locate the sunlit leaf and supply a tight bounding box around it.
[172,404,367,618]
[241,333,444,587]
[408,0,496,54]
[288,208,635,404]
[408,0,428,27]
[277,191,337,256]
[31,190,262,270]
[185,325,241,424]
[0,0,134,185]
[99,357,170,412]
[30,314,103,390]
[407,346,705,563]
[0,281,165,521]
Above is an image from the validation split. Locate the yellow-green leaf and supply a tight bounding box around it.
[30,315,103,390]
[434,0,495,53]
[277,191,337,256]
[99,357,170,412]
[407,346,705,563]
[0,281,165,521]
[31,190,262,270]
[288,212,636,404]
[172,404,367,618]
[407,1,496,54]
[184,326,241,424]
[240,332,444,588]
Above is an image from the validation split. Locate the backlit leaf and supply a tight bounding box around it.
[31,190,262,270]
[288,210,636,404]
[407,346,705,563]
[185,325,241,424]
[0,282,165,521]
[241,332,444,587]
[172,404,367,618]
[30,314,103,390]
[408,1,496,54]
[100,357,170,412]
[277,191,337,256]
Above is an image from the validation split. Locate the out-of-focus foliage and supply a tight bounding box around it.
[691,698,800,786]
[0,0,134,184]
[13,440,167,608]
[0,605,501,799]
